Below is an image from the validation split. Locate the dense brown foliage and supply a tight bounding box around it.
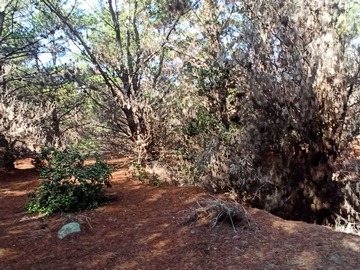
[162,0,360,231]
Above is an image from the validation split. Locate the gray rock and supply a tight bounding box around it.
[57,222,81,239]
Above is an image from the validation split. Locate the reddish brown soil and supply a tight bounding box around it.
[1,158,359,270]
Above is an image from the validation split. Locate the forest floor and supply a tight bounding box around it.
[0,157,360,270]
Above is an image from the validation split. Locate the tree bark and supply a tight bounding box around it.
[0,134,14,170]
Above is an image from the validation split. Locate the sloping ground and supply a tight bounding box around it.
[0,158,359,270]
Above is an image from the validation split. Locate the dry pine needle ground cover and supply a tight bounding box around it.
[0,157,360,270]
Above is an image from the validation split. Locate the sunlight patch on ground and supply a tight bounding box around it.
[0,189,28,197]
[0,248,19,261]
[153,239,171,249]
[110,170,129,181]
[146,191,165,202]
[19,214,46,222]
[287,250,319,268]
[182,194,206,204]
[270,220,301,234]
[7,228,28,236]
[341,238,360,252]
[145,232,162,243]
[14,158,35,169]
[160,222,171,228]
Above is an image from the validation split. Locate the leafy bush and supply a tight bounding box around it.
[183,107,218,136]
[26,148,112,215]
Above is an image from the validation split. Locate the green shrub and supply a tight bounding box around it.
[26,148,112,215]
[183,107,218,136]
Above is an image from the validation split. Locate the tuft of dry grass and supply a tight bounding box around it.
[333,213,360,236]
[184,196,258,232]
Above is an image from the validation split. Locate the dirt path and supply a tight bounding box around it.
[0,158,359,270]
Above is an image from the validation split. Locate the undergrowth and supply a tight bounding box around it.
[130,161,161,186]
[26,148,112,215]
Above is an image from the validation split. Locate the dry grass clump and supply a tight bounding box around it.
[333,213,360,236]
[185,196,258,232]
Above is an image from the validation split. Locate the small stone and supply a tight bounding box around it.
[57,222,81,239]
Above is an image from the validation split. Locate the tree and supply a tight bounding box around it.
[0,0,45,168]
[234,0,360,220]
[0,0,94,170]
[37,0,196,161]
[168,0,360,228]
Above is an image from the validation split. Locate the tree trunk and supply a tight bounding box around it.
[122,107,138,141]
[0,134,15,170]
